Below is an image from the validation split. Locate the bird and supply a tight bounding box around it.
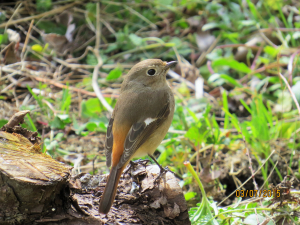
[98,59,176,214]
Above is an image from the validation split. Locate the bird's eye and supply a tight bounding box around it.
[147,69,156,76]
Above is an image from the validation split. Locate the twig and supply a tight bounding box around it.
[124,5,157,29]
[207,61,214,74]
[288,50,300,85]
[53,56,95,69]
[258,161,278,192]
[257,25,277,48]
[31,76,115,97]
[242,135,259,190]
[21,20,34,61]
[168,69,195,90]
[171,46,185,78]
[250,43,264,70]
[216,44,260,50]
[0,2,78,28]
[0,40,14,55]
[240,62,288,83]
[190,144,214,162]
[91,3,113,113]
[4,2,22,31]
[196,34,220,67]
[95,3,100,51]
[259,28,300,33]
[278,73,300,117]
[107,42,175,60]
[73,36,96,52]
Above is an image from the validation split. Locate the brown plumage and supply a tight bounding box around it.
[99,59,176,214]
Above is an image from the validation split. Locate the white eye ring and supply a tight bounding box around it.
[147,69,156,76]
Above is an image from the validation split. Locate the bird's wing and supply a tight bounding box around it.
[105,118,114,167]
[117,100,170,169]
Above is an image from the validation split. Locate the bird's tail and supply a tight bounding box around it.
[99,166,124,214]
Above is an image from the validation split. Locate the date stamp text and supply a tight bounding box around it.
[236,189,280,198]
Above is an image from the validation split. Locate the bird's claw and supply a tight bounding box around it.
[124,159,151,175]
[154,166,171,184]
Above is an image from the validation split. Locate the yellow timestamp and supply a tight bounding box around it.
[236,189,280,198]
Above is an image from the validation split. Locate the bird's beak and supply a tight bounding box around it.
[164,61,177,70]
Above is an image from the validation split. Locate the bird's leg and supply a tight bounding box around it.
[148,154,171,183]
[148,154,166,172]
[123,161,135,175]
[123,159,151,175]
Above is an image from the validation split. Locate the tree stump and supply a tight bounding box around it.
[0,111,190,224]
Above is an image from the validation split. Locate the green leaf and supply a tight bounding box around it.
[36,0,52,12]
[81,98,102,118]
[86,122,97,131]
[219,74,243,87]
[49,116,65,129]
[106,68,122,80]
[36,21,66,35]
[98,122,107,132]
[0,33,8,45]
[86,54,98,66]
[129,34,143,46]
[264,46,280,58]
[57,114,71,124]
[187,108,198,122]
[274,91,292,113]
[160,0,173,6]
[244,214,275,225]
[208,73,225,86]
[178,82,190,96]
[44,139,58,151]
[0,119,8,128]
[292,32,300,40]
[222,108,241,133]
[31,44,44,52]
[184,191,197,201]
[202,22,220,31]
[245,0,258,20]
[168,37,182,46]
[291,81,300,104]
[61,87,71,113]
[222,91,229,129]
[186,126,200,143]
[250,101,270,141]
[157,149,168,164]
[104,43,118,53]
[238,20,256,27]
[240,99,252,114]
[85,98,102,113]
[278,121,300,139]
[177,18,189,28]
[72,115,87,135]
[212,58,251,73]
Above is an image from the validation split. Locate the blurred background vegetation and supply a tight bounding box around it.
[1,0,300,224]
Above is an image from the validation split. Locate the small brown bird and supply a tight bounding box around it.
[99,59,176,214]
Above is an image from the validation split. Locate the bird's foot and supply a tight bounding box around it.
[133,159,151,167]
[147,154,172,184]
[154,165,171,184]
[123,159,150,175]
